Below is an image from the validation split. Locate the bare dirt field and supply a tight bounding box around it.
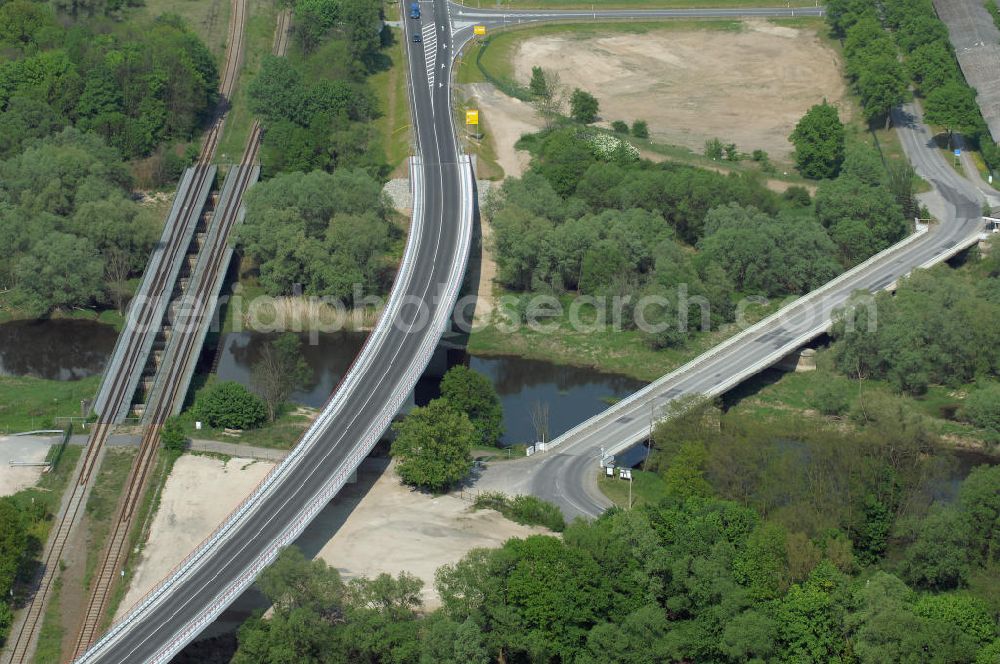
[117,455,273,617]
[0,435,51,496]
[289,459,547,608]
[512,21,850,160]
[119,456,545,618]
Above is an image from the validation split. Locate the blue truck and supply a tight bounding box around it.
[409,2,420,18]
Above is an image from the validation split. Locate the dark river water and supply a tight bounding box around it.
[0,319,117,380]
[213,330,645,446]
[3,320,996,486]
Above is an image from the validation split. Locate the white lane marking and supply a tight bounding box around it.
[421,21,437,89]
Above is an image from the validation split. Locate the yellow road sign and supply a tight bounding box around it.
[473,24,486,35]
[466,109,479,125]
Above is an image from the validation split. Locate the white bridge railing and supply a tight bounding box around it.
[76,155,476,664]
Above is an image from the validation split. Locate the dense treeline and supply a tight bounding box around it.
[0,5,218,160]
[249,0,387,176]
[0,3,220,315]
[488,127,907,348]
[826,0,1000,168]
[231,415,1000,663]
[0,129,158,314]
[832,266,1000,394]
[831,249,1000,445]
[236,0,398,297]
[238,169,399,303]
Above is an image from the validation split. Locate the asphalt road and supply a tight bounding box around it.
[75,1,466,661]
[518,99,987,520]
[74,3,989,659]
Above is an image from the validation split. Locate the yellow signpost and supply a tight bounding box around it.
[473,24,486,35]
[465,109,479,125]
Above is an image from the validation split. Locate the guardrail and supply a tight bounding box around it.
[93,167,217,423]
[575,227,984,460]
[77,154,475,663]
[541,222,937,458]
[142,165,261,423]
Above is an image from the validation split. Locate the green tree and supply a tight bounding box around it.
[907,41,957,94]
[0,499,27,602]
[159,417,187,456]
[959,465,1000,566]
[252,333,312,422]
[611,120,629,134]
[239,170,395,302]
[233,608,334,664]
[662,441,713,499]
[774,562,849,662]
[390,399,476,492]
[14,232,104,315]
[699,203,840,296]
[733,522,790,601]
[791,102,846,179]
[845,571,931,664]
[913,593,997,656]
[902,505,971,590]
[962,383,1000,435]
[856,56,908,127]
[529,65,547,97]
[631,120,648,138]
[439,366,503,447]
[570,88,599,124]
[825,0,876,37]
[194,381,268,430]
[259,546,346,616]
[923,79,983,141]
[436,535,611,661]
[815,174,907,252]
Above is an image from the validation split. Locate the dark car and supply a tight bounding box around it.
[412,33,422,43]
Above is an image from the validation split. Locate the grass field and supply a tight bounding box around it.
[467,292,781,382]
[82,448,137,597]
[371,28,414,175]
[131,0,233,65]
[99,449,180,630]
[0,375,101,434]
[598,469,669,508]
[215,0,279,164]
[30,447,135,664]
[456,96,505,179]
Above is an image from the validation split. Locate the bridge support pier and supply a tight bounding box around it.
[775,347,817,373]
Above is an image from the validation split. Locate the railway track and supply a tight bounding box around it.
[70,7,291,657]
[1,161,216,664]
[200,0,247,164]
[1,3,250,663]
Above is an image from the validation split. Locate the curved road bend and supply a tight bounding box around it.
[75,1,467,662]
[74,4,985,660]
[497,99,986,520]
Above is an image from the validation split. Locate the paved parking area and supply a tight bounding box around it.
[0,435,54,496]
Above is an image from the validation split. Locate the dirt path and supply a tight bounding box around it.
[512,20,850,160]
[463,82,545,178]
